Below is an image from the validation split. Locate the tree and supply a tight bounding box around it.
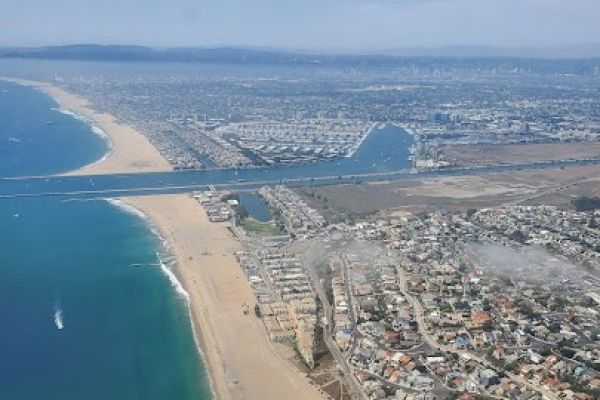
[510,230,527,243]
[466,208,478,219]
[572,196,600,211]
[547,322,561,334]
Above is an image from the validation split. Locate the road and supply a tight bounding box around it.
[1,157,599,199]
[339,254,362,357]
[303,252,368,400]
[396,266,559,400]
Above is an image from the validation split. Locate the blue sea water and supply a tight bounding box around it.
[0,81,107,177]
[0,81,211,399]
[0,71,414,399]
[0,123,414,198]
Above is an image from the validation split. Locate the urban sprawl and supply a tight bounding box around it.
[46,59,600,400]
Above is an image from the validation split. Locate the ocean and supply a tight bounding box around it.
[0,69,414,399]
[0,80,211,399]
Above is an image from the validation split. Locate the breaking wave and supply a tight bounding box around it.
[104,197,215,397]
[52,107,111,143]
[157,253,189,300]
[104,198,148,220]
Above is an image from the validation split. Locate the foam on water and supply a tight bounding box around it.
[105,199,189,302]
[52,107,110,141]
[53,305,64,330]
[105,199,186,298]
[105,198,149,221]
[157,254,189,300]
[156,252,216,396]
[104,197,216,397]
[51,105,113,171]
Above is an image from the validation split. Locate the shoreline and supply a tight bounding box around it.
[124,195,324,400]
[6,78,324,399]
[346,121,379,158]
[0,77,171,176]
[104,197,221,398]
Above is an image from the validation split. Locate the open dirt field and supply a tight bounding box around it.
[299,164,600,218]
[443,142,600,167]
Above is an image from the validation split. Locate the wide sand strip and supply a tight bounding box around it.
[4,78,323,399]
[125,194,324,400]
[2,77,171,175]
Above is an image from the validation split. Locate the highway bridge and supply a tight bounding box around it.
[0,158,598,199]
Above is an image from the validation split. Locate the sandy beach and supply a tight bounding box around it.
[5,78,324,399]
[126,195,324,400]
[2,77,171,176]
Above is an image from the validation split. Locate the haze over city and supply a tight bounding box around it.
[1,1,599,400]
[2,0,600,51]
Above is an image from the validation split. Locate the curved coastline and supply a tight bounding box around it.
[0,77,171,176]
[104,197,218,399]
[7,78,325,400]
[1,77,221,399]
[43,78,224,399]
[52,106,114,171]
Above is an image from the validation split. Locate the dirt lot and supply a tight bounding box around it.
[443,142,600,167]
[299,164,600,220]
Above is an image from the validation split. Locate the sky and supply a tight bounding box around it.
[1,0,600,51]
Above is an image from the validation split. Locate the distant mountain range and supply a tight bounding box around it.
[1,44,600,65]
[0,44,307,64]
[378,44,600,59]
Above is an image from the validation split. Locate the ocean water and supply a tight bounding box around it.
[0,80,107,177]
[0,124,415,198]
[0,82,210,399]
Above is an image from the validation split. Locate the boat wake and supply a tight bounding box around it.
[53,305,64,330]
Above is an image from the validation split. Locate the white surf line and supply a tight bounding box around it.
[103,198,218,398]
[51,105,114,173]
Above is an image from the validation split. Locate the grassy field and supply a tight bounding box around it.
[240,218,287,237]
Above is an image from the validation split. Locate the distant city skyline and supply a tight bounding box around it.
[2,0,600,51]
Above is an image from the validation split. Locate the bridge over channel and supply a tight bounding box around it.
[0,158,598,200]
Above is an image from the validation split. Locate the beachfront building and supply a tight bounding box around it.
[259,185,326,239]
[236,248,318,369]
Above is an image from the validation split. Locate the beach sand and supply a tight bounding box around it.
[2,78,171,176]
[4,78,324,399]
[126,195,324,400]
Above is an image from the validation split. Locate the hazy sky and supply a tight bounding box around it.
[2,0,599,50]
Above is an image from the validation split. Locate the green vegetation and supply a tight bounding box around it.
[572,196,600,211]
[439,304,453,314]
[466,208,478,218]
[232,204,249,220]
[240,218,287,237]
